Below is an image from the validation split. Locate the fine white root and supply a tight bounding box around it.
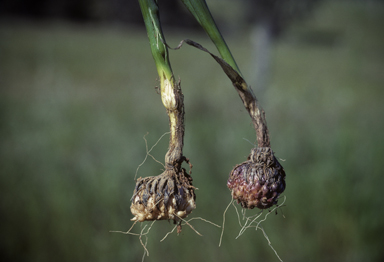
[110,220,156,261]
[174,213,203,236]
[219,195,287,262]
[160,224,178,242]
[111,215,220,262]
[109,220,139,235]
[139,225,150,258]
[219,196,234,247]
[238,196,286,237]
[141,236,148,262]
[134,132,169,180]
[259,225,283,262]
[235,210,264,239]
[161,215,221,242]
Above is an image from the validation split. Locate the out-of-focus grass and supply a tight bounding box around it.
[1,1,384,261]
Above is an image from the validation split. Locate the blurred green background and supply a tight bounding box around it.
[1,1,384,261]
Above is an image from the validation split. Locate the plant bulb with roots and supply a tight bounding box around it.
[131,168,196,223]
[227,147,286,209]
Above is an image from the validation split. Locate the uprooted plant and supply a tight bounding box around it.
[130,0,196,230]
[178,0,286,210]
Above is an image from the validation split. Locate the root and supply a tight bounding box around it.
[110,220,156,261]
[187,217,220,228]
[232,198,244,228]
[174,213,203,236]
[111,215,220,261]
[238,196,286,237]
[235,211,263,239]
[160,216,220,242]
[160,224,178,242]
[219,195,233,247]
[141,236,148,262]
[134,132,170,180]
[109,220,140,236]
[139,224,151,258]
[242,137,256,147]
[219,195,287,261]
[259,226,283,262]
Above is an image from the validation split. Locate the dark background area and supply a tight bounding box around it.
[0,0,189,25]
[1,0,384,261]
[0,0,321,31]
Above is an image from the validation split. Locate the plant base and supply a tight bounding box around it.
[131,168,196,223]
[227,147,286,209]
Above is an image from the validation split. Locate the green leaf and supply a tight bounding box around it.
[180,0,242,76]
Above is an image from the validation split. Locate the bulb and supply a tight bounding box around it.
[130,169,196,222]
[227,147,286,209]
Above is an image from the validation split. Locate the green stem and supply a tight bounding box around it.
[139,0,173,80]
[139,0,185,165]
[180,0,242,77]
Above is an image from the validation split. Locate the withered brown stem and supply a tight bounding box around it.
[168,39,271,147]
[235,85,270,148]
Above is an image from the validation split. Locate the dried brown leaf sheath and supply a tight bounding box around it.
[227,147,286,209]
[131,166,196,223]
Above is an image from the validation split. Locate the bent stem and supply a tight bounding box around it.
[180,0,241,76]
[139,0,185,165]
[180,0,270,147]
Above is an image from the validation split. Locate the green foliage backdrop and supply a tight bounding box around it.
[1,1,384,261]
